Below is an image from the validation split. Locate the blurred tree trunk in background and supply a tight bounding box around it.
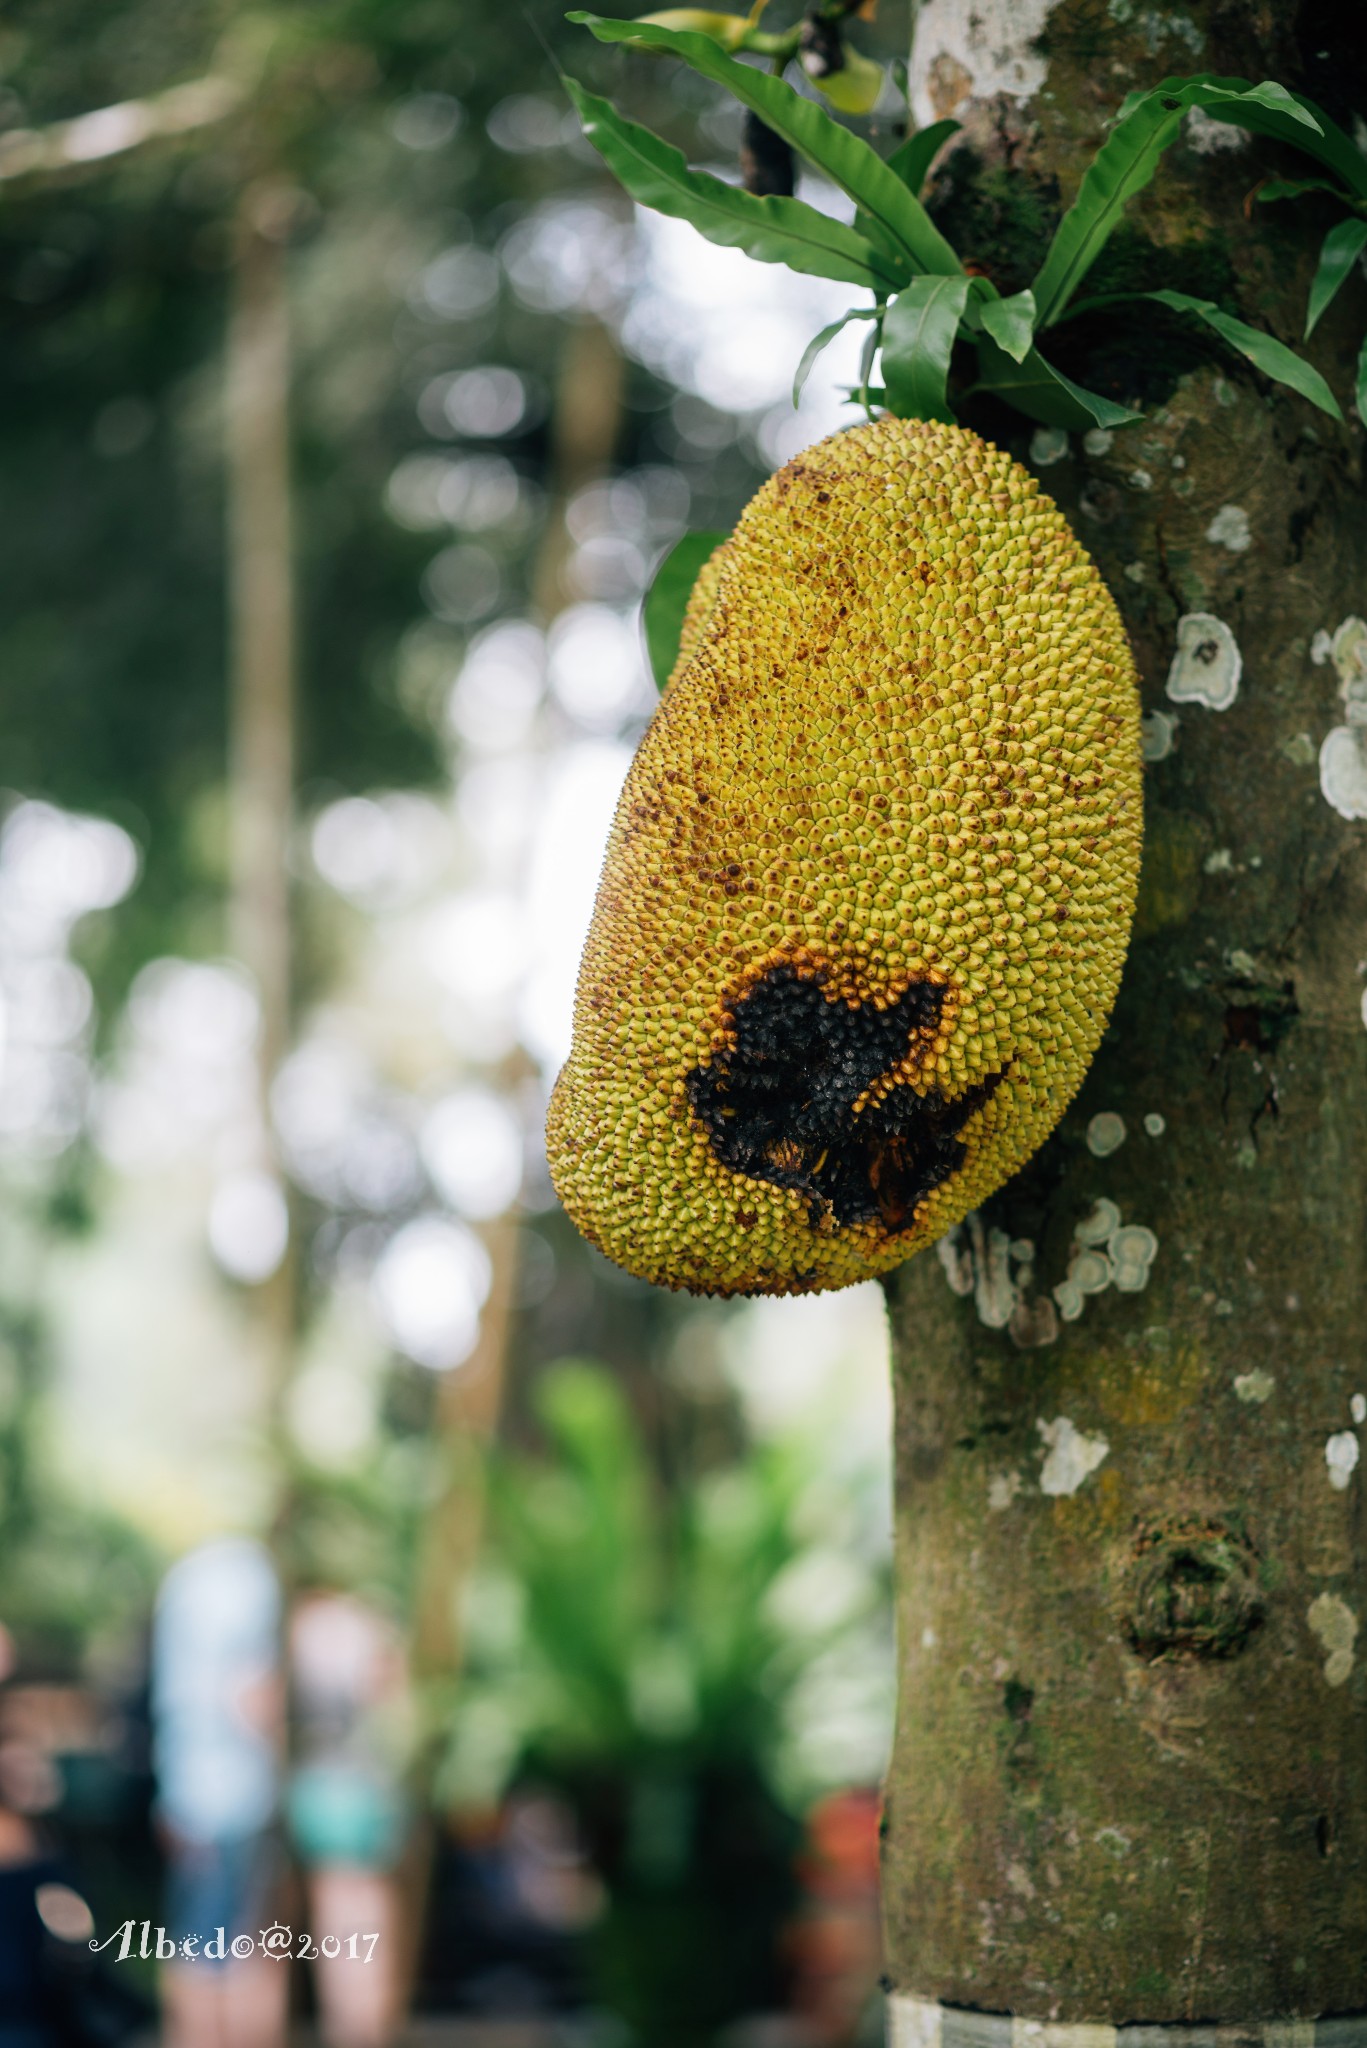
[228,182,296,1115]
[883,0,1367,2025]
[226,178,299,1419]
[408,315,626,1694]
[399,314,627,2005]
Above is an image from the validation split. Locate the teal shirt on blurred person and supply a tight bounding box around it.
[286,1593,408,1872]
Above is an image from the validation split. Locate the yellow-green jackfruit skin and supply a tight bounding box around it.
[674,538,728,673]
[546,415,1142,1297]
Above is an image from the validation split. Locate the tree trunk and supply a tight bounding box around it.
[883,0,1367,2027]
[397,315,626,2006]
[228,181,295,1106]
[226,181,297,1411]
[406,314,626,1699]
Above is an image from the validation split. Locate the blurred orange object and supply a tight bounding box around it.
[786,1788,882,2046]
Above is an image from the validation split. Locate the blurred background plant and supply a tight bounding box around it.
[0,0,901,2038]
[434,1353,890,2042]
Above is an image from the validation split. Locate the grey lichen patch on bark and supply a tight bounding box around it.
[1308,1590,1359,1686]
[1314,617,1367,820]
[906,0,1056,130]
[1166,613,1242,711]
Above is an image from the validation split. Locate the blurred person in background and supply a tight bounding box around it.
[0,1624,149,2047]
[0,1772,50,2048]
[150,1538,287,2048]
[0,1816,150,2048]
[286,1591,410,2048]
[0,1797,128,2048]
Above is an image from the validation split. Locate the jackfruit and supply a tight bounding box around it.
[546,415,1141,1296]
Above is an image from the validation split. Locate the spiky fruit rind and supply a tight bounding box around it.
[547,416,1142,1296]
[673,537,729,679]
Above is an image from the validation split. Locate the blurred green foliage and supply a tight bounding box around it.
[0,1286,160,1669]
[0,0,775,1671]
[0,15,892,2036]
[0,0,706,1005]
[439,1358,889,2041]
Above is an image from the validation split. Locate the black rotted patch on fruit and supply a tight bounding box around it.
[686,964,1002,1231]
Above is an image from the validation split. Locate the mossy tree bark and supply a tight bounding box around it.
[882,0,1367,2022]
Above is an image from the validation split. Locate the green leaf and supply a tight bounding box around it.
[1031,75,1327,330]
[1111,74,1321,131]
[856,321,879,407]
[1357,331,1367,427]
[884,117,960,196]
[1147,288,1343,418]
[881,275,971,421]
[570,12,961,277]
[975,284,1036,363]
[1257,174,1359,206]
[1203,78,1322,129]
[974,334,1141,429]
[793,307,876,405]
[1306,217,1367,338]
[1199,85,1367,203]
[643,530,727,690]
[563,77,897,288]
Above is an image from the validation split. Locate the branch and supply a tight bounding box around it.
[0,73,243,188]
